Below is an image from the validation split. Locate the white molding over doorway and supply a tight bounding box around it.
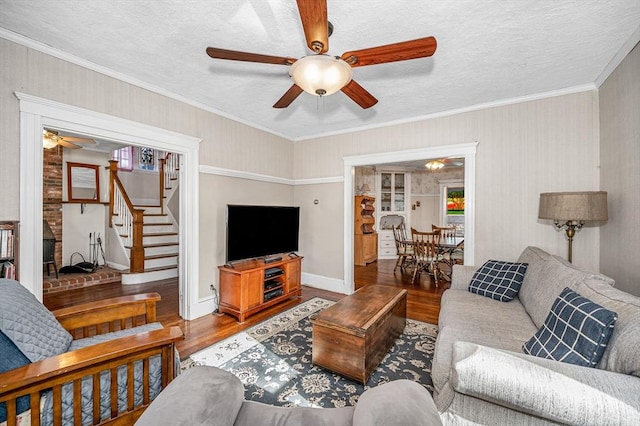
[343,143,478,293]
[16,93,202,320]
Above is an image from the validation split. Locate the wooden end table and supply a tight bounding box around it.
[310,285,407,384]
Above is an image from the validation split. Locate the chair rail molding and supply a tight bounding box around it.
[343,143,477,293]
[15,92,205,320]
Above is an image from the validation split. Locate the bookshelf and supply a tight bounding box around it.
[354,195,378,265]
[0,221,18,280]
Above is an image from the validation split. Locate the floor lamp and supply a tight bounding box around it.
[538,191,608,263]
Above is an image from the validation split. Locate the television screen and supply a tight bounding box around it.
[226,205,300,263]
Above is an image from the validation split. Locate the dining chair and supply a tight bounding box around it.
[411,230,444,286]
[431,224,457,238]
[392,224,414,273]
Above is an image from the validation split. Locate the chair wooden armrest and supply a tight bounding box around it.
[0,326,183,426]
[52,293,162,338]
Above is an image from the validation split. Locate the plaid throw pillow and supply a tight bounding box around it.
[468,260,528,302]
[523,287,618,367]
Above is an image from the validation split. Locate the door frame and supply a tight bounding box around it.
[343,143,477,293]
[16,92,201,319]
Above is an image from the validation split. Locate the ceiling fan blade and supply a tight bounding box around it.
[340,80,378,109]
[340,36,437,67]
[273,84,304,108]
[206,47,296,65]
[60,136,94,143]
[57,140,81,149]
[296,0,329,53]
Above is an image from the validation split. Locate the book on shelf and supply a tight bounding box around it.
[0,228,13,259]
[1,261,15,280]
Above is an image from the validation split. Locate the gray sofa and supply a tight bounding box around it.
[136,365,443,426]
[433,246,640,425]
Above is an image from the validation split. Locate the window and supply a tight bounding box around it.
[447,188,464,215]
[112,146,133,172]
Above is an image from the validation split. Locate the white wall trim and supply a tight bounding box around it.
[1,28,602,144]
[295,176,344,185]
[200,165,294,185]
[595,24,640,87]
[295,85,596,142]
[302,272,350,295]
[343,143,478,293]
[0,28,291,142]
[189,295,218,320]
[199,165,343,186]
[16,93,202,322]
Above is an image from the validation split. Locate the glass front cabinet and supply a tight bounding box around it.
[376,170,411,259]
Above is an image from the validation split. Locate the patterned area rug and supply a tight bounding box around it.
[184,297,438,408]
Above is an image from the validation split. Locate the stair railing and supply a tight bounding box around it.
[108,160,145,273]
[159,153,179,214]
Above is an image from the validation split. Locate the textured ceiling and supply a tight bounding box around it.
[1,0,639,141]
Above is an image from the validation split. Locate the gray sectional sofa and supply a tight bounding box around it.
[433,246,640,425]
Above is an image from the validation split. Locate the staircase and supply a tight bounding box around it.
[121,205,179,284]
[109,153,181,284]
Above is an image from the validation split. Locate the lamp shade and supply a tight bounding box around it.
[290,55,353,96]
[538,191,608,222]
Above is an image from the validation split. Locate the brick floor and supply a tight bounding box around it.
[43,266,121,294]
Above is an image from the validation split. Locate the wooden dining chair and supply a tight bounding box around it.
[411,230,444,286]
[431,224,457,238]
[392,224,414,273]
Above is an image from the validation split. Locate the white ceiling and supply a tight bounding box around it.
[1,1,639,141]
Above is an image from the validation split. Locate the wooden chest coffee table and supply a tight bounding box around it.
[310,285,407,384]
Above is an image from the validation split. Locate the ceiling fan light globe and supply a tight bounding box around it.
[290,55,352,96]
[42,138,58,149]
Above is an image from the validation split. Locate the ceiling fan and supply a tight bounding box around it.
[43,129,95,150]
[205,0,437,109]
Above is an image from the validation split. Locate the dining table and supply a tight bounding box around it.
[436,236,464,280]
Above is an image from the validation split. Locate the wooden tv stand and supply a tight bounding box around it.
[218,254,303,322]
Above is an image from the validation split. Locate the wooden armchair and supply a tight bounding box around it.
[0,283,183,426]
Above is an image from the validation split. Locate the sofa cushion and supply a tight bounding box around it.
[523,287,617,367]
[0,329,31,422]
[135,366,244,426]
[517,247,615,328]
[236,402,354,426]
[468,260,528,302]
[0,279,73,361]
[574,279,640,376]
[432,325,533,394]
[353,379,442,426]
[439,290,536,337]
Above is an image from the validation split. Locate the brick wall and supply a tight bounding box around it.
[43,146,63,270]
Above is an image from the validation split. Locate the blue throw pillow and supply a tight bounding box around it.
[468,260,528,302]
[0,330,31,422]
[523,287,618,367]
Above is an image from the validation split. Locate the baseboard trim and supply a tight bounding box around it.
[302,272,350,295]
[188,295,217,320]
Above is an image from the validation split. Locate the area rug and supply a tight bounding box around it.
[184,297,438,408]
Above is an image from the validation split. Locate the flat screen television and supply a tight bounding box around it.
[226,205,300,263]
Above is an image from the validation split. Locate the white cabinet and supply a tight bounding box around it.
[379,171,407,214]
[378,230,396,259]
[376,170,411,260]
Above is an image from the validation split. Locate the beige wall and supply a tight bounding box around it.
[599,42,640,296]
[199,174,294,297]
[0,37,293,303]
[2,33,637,303]
[294,91,603,276]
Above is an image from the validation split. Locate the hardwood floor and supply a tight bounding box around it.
[43,259,446,359]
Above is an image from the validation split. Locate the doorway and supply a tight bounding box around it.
[343,143,478,293]
[17,92,202,320]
